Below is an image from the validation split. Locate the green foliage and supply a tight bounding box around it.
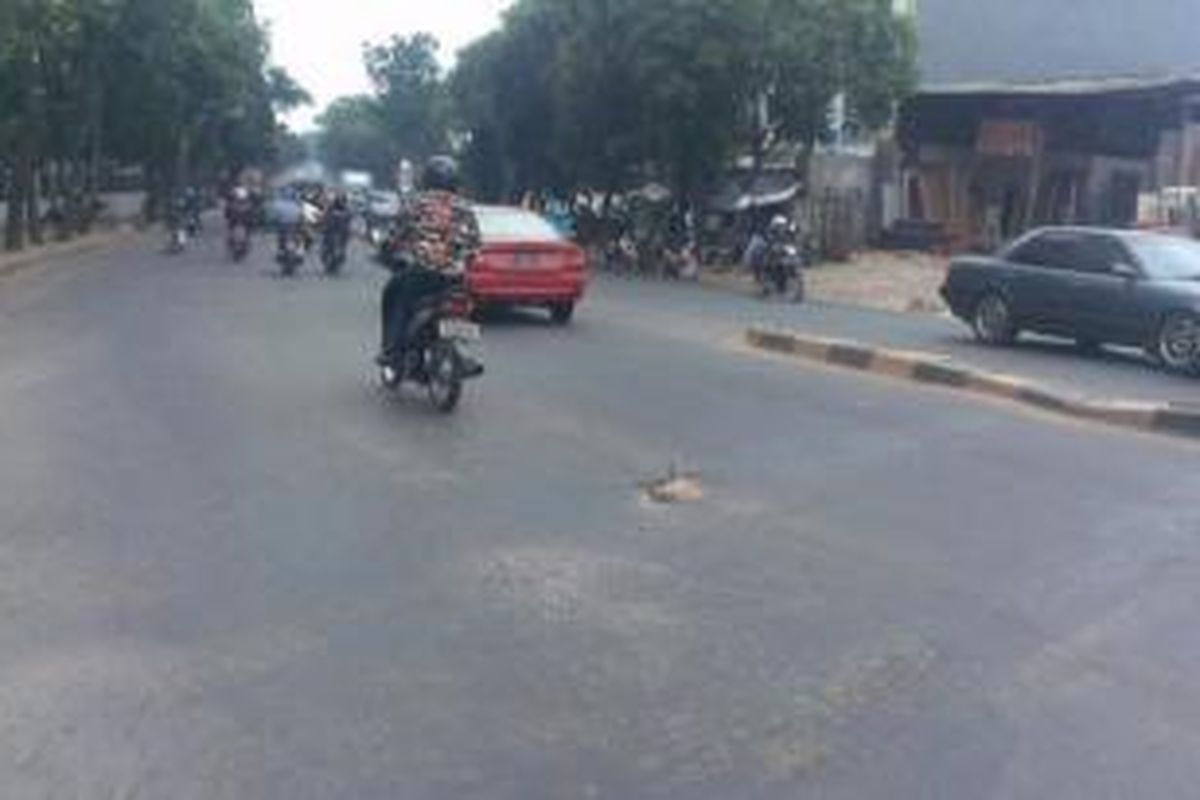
[316,95,395,182]
[0,0,308,249]
[448,0,914,201]
[453,1,568,197]
[757,0,916,149]
[315,32,456,190]
[364,33,447,160]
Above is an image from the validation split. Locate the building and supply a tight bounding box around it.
[895,0,1200,250]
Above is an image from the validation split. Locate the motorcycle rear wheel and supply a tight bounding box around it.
[425,340,464,414]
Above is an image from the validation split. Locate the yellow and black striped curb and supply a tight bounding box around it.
[746,326,1200,439]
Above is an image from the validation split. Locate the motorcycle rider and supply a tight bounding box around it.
[742,223,768,283]
[757,214,805,299]
[268,187,305,264]
[225,186,254,231]
[319,190,353,274]
[376,156,481,369]
[180,186,203,235]
[224,186,254,258]
[322,191,353,252]
[165,187,200,252]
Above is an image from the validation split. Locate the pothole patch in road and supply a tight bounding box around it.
[640,466,705,505]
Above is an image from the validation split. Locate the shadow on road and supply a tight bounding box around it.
[475,305,558,330]
[922,331,1200,399]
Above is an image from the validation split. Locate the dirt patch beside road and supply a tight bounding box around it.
[701,250,949,314]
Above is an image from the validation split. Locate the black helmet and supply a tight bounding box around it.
[421,156,460,193]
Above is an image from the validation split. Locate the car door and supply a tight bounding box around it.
[1003,231,1080,334]
[1057,233,1150,344]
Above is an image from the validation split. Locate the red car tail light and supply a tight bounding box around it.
[568,245,589,272]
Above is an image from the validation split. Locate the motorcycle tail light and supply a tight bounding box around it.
[443,293,473,317]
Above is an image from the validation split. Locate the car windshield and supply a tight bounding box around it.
[475,208,563,242]
[1126,235,1200,280]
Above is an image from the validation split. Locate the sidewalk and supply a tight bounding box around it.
[744,301,1198,406]
[0,224,140,279]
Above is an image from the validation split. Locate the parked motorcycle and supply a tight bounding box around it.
[379,278,484,414]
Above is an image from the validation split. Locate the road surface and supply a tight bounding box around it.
[1,233,1199,799]
[690,274,1200,404]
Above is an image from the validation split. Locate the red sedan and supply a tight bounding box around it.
[468,205,588,324]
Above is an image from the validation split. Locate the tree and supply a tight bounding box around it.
[447,0,917,204]
[364,33,446,162]
[548,0,643,197]
[0,0,307,249]
[453,2,569,199]
[623,0,749,204]
[316,96,394,182]
[266,66,312,114]
[753,0,916,163]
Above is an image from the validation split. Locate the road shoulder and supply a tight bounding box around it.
[746,326,1200,440]
[0,225,141,280]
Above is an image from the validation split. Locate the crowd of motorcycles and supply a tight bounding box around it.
[164,188,352,279]
[582,207,810,303]
[161,187,810,414]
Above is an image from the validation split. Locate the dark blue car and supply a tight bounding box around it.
[941,227,1200,374]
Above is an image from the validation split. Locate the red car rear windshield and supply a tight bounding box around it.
[475,208,563,242]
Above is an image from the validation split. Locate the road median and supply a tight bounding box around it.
[746,326,1199,440]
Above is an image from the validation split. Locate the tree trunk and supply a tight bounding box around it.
[25,43,46,246]
[26,160,43,246]
[5,167,27,252]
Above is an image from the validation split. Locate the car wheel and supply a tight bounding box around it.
[972,292,1016,345]
[1155,311,1200,374]
[550,302,575,325]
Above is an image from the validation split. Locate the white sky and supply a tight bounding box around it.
[254,0,513,130]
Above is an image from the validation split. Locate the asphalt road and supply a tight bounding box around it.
[674,274,1200,404]
[2,232,1200,799]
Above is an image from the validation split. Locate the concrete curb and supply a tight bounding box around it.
[0,225,139,279]
[746,326,1200,440]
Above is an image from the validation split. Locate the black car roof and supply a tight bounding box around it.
[1022,226,1181,242]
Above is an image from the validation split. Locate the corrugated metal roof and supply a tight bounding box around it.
[920,74,1200,98]
[709,171,801,213]
[918,0,1200,85]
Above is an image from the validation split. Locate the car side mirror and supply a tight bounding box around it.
[1111,262,1140,280]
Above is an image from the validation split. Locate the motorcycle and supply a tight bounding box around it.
[227,222,251,262]
[602,235,637,274]
[756,231,807,303]
[321,233,347,276]
[276,226,306,277]
[379,277,484,414]
[165,222,189,255]
[366,219,387,250]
